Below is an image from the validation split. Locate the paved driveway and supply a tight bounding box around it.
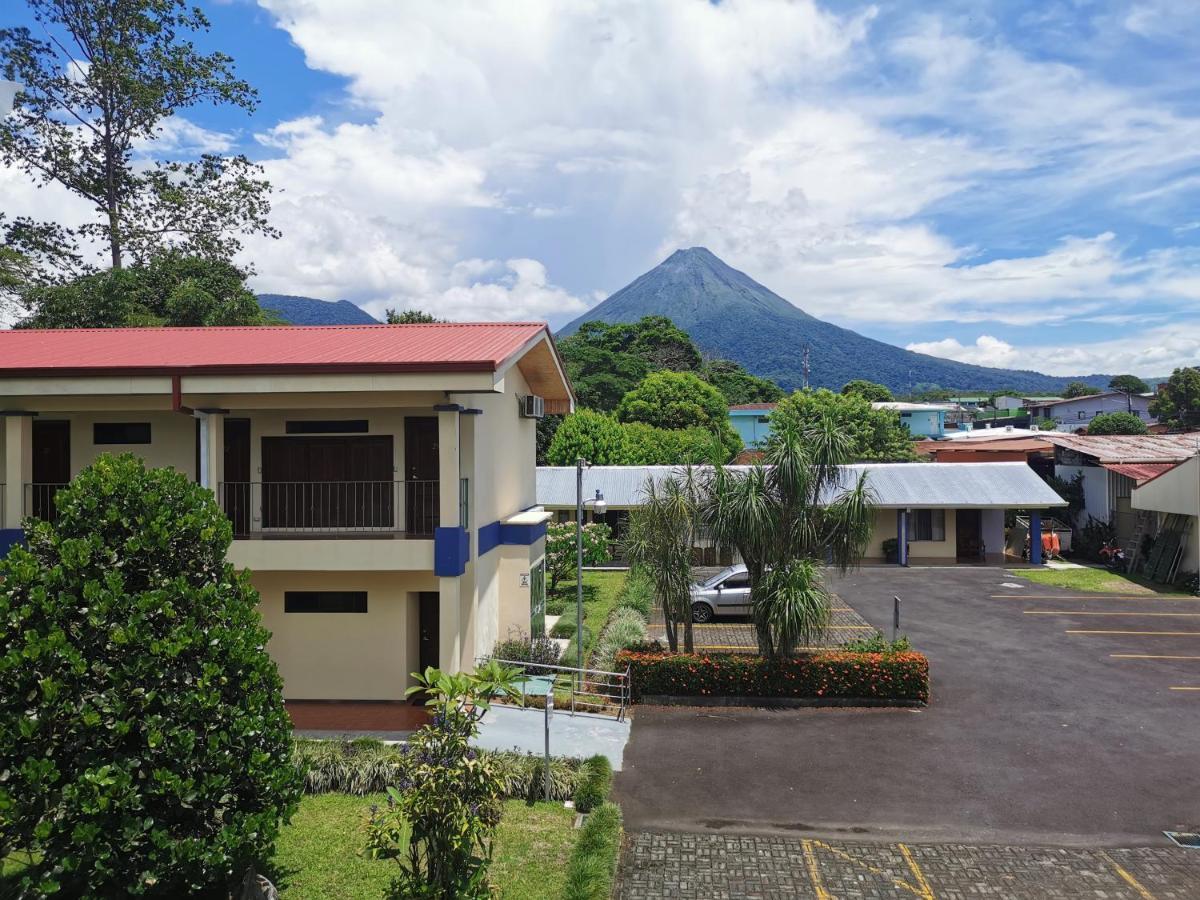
[615,567,1200,847]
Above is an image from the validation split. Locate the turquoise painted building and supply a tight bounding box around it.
[873,402,950,439]
[728,403,778,448]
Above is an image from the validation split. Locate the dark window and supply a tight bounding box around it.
[94,422,151,444]
[284,591,368,613]
[723,573,751,589]
[285,420,369,434]
[906,509,946,542]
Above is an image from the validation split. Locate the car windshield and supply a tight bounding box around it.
[700,566,739,588]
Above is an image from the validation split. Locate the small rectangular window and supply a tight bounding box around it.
[93,422,151,444]
[907,509,946,542]
[284,591,368,613]
[285,420,369,434]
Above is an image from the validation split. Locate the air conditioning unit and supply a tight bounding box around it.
[520,394,545,419]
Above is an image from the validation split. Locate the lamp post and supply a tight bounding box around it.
[0,81,21,117]
[575,457,606,670]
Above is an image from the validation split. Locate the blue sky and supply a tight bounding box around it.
[4,0,1200,376]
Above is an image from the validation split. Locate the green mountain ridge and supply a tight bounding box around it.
[560,247,1116,395]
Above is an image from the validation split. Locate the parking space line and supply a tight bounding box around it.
[809,840,933,898]
[1100,850,1157,899]
[1066,630,1200,636]
[1111,654,1200,660]
[992,594,1197,601]
[801,839,833,900]
[1026,610,1200,617]
[897,844,936,900]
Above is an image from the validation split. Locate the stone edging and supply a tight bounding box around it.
[638,694,926,709]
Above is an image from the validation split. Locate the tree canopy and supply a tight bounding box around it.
[767,389,916,461]
[1108,374,1150,395]
[1,0,276,272]
[386,308,443,323]
[1086,412,1149,435]
[841,379,894,402]
[1150,367,1200,430]
[1063,381,1104,399]
[16,253,273,327]
[702,359,784,405]
[544,409,629,466]
[616,370,727,431]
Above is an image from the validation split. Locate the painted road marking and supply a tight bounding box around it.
[992,594,1195,601]
[1026,610,1200,617]
[1100,850,1157,899]
[1066,630,1200,636]
[1112,654,1200,660]
[1169,686,1200,691]
[808,840,935,899]
[801,839,833,900]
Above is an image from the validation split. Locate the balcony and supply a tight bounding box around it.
[23,483,69,524]
[217,480,440,538]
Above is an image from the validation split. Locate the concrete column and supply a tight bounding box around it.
[438,575,464,673]
[437,410,460,528]
[195,412,224,490]
[1029,512,1043,565]
[897,508,909,566]
[4,416,33,528]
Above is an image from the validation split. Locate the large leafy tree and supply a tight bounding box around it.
[769,389,916,461]
[701,359,784,406]
[841,379,894,402]
[16,252,273,327]
[1086,412,1148,435]
[0,0,275,271]
[617,371,741,459]
[701,415,875,658]
[1150,367,1200,430]
[545,409,630,466]
[385,308,443,323]
[1063,381,1103,398]
[0,455,300,897]
[1109,374,1150,395]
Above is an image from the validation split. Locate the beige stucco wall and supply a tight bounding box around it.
[40,411,199,480]
[864,507,958,561]
[255,570,438,700]
[1133,458,1200,577]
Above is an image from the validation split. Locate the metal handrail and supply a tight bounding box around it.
[217,480,440,536]
[478,656,631,721]
[23,482,70,523]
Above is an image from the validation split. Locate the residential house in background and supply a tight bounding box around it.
[872,402,952,439]
[0,324,573,730]
[536,462,1065,566]
[727,402,778,448]
[996,395,1061,411]
[1026,392,1156,431]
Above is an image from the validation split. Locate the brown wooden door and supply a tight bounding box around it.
[956,509,983,560]
[260,435,393,529]
[418,592,439,673]
[223,419,251,536]
[404,417,439,535]
[31,420,70,521]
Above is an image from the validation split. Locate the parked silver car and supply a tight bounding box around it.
[690,564,751,623]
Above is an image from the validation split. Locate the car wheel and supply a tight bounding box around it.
[691,602,714,624]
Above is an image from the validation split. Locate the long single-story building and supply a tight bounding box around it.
[536,462,1066,566]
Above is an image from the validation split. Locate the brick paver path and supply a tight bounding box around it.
[617,831,1200,899]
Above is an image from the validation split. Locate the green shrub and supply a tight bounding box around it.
[618,650,930,704]
[840,631,912,653]
[492,628,561,673]
[573,755,614,813]
[0,455,301,897]
[561,802,623,900]
[615,568,654,617]
[590,606,650,674]
[546,595,568,616]
[551,619,593,645]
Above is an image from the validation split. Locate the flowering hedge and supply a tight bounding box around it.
[617,650,929,704]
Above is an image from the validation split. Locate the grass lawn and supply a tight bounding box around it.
[269,793,578,899]
[553,569,628,666]
[1012,565,1191,596]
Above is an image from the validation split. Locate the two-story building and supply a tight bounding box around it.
[1026,392,1156,431]
[0,323,573,729]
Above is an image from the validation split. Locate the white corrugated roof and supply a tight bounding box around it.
[536,462,1066,510]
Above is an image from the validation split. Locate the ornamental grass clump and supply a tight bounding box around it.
[365,661,521,899]
[0,454,301,898]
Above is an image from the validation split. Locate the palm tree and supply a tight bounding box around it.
[701,413,875,658]
[623,468,703,653]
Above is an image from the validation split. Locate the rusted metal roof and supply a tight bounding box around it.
[1039,433,1200,463]
[0,323,552,376]
[1100,462,1178,485]
[728,403,779,411]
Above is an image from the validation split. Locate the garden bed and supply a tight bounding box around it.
[618,650,930,705]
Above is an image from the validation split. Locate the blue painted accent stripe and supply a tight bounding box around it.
[476,517,548,558]
[0,528,25,559]
[434,526,470,576]
[478,520,502,557]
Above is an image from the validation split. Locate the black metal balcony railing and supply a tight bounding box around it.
[24,483,69,524]
[217,480,440,537]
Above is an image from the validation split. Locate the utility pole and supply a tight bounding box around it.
[802,344,810,390]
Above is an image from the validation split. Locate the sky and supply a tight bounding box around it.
[3,0,1200,377]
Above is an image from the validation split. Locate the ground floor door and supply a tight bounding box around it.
[418,592,439,673]
[31,419,70,521]
[956,509,983,561]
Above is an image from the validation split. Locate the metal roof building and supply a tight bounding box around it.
[536,462,1065,511]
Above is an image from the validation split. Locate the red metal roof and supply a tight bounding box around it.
[0,323,552,376]
[729,403,779,411]
[1040,433,1200,463]
[1100,462,1178,485]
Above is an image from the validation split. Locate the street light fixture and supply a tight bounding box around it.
[0,81,21,117]
[575,458,606,670]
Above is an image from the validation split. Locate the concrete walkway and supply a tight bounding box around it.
[473,703,631,769]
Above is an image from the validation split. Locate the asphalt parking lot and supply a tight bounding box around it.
[615,566,1200,847]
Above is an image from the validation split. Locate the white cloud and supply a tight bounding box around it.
[906,335,1021,369]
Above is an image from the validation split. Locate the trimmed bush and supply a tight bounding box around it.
[618,650,930,704]
[615,567,654,618]
[573,754,614,814]
[492,628,561,673]
[562,802,623,900]
[591,606,649,674]
[546,595,568,616]
[0,455,301,897]
[551,619,593,645]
